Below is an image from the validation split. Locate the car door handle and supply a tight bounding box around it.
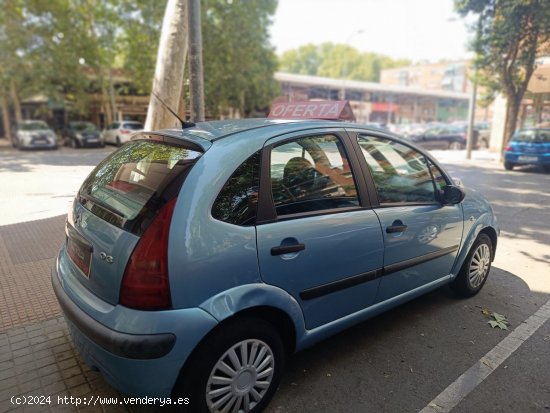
[271,244,306,256]
[386,225,408,233]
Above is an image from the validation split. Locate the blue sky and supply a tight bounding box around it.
[270,0,475,63]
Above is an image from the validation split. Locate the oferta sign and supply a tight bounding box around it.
[268,100,356,121]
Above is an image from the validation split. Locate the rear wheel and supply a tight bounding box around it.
[174,318,284,413]
[450,233,493,297]
[116,136,121,147]
[478,138,488,149]
[504,161,514,170]
[449,141,462,150]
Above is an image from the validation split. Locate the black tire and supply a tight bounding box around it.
[478,138,489,149]
[174,317,285,413]
[116,136,121,147]
[450,233,493,297]
[448,141,462,150]
[71,138,79,149]
[504,161,514,170]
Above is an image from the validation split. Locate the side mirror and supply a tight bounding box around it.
[440,185,465,205]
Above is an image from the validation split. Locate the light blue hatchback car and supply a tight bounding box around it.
[52,116,499,413]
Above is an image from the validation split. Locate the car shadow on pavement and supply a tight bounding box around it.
[267,266,547,413]
[442,163,550,248]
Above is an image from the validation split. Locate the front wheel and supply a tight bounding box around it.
[174,318,284,413]
[450,233,493,297]
[478,138,489,149]
[116,136,121,147]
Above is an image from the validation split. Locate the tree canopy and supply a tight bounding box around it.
[455,0,550,142]
[0,0,280,128]
[279,43,411,82]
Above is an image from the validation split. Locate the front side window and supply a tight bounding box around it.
[357,136,436,204]
[212,152,261,226]
[270,134,359,216]
[428,160,448,191]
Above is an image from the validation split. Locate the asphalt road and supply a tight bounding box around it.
[0,142,549,412]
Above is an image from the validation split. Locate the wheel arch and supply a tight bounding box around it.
[172,287,303,397]
[196,284,305,355]
[452,221,498,278]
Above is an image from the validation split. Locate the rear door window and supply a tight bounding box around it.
[270,134,359,216]
[79,140,201,234]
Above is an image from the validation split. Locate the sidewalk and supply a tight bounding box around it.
[0,217,158,412]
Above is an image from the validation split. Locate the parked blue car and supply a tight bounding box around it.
[52,118,499,413]
[504,128,550,171]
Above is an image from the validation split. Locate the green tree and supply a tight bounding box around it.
[202,0,279,117]
[455,0,550,144]
[279,43,411,82]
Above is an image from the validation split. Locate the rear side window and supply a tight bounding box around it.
[79,140,201,234]
[512,130,550,142]
[212,152,261,226]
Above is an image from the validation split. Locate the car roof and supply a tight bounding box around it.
[151,118,378,143]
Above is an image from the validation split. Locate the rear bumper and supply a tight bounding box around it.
[51,251,219,396]
[52,269,176,359]
[504,152,550,165]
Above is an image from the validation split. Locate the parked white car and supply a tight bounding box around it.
[12,120,58,150]
[101,121,144,146]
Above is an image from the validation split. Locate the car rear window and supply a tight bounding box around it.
[79,140,201,235]
[512,130,550,142]
[123,123,143,130]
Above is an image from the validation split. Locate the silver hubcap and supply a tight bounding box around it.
[206,339,275,413]
[468,243,491,288]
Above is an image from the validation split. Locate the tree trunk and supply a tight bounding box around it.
[1,95,12,140]
[503,95,521,144]
[10,81,22,123]
[145,0,188,131]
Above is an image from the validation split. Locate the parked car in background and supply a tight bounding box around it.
[12,120,58,150]
[504,128,550,171]
[101,121,144,146]
[53,107,499,412]
[363,122,389,131]
[406,124,469,150]
[475,122,491,149]
[64,121,104,148]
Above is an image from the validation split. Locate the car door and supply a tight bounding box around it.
[255,129,385,330]
[351,133,464,302]
[106,123,118,143]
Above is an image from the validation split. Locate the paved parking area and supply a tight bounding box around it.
[0,141,549,412]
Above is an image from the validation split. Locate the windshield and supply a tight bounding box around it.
[71,122,97,132]
[18,121,49,131]
[79,140,202,234]
[513,130,550,143]
[123,123,143,130]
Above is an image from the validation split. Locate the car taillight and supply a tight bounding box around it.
[120,129,131,134]
[505,145,512,151]
[120,198,176,310]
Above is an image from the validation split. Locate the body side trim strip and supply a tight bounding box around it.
[299,244,459,300]
[383,244,459,275]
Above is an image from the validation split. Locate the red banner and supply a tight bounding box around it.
[268,100,356,121]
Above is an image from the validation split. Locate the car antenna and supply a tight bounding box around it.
[150,91,196,129]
